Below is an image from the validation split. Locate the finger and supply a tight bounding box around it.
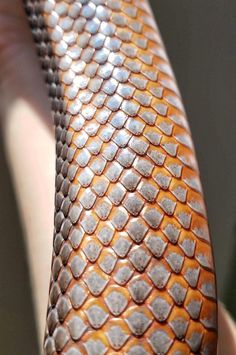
[0,0,55,344]
[0,0,52,127]
[218,302,236,354]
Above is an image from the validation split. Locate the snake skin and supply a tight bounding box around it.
[24,0,217,354]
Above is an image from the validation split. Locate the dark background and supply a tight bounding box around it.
[0,1,235,353]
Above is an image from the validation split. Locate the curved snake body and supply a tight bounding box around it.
[24,1,217,354]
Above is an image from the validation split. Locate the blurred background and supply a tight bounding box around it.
[0,1,235,353]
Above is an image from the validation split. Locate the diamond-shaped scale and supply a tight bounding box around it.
[142,206,163,229]
[105,289,129,316]
[84,268,108,296]
[85,304,109,329]
[112,232,132,257]
[67,316,87,341]
[84,338,107,355]
[145,233,167,258]
[125,310,152,336]
[165,251,184,274]
[149,296,173,322]
[98,250,117,274]
[128,276,152,304]
[82,240,102,262]
[106,325,129,350]
[168,281,188,305]
[129,246,151,272]
[148,262,171,289]
[123,193,144,217]
[114,262,134,285]
[149,329,173,354]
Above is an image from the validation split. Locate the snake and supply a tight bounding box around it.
[24,1,217,354]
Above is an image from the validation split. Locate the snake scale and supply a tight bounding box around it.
[24,1,217,354]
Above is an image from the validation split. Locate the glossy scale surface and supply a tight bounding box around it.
[24,1,217,354]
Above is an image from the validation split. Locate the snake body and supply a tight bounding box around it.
[24,1,217,354]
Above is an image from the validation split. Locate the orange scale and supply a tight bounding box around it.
[148,40,164,55]
[97,248,117,275]
[169,341,190,354]
[182,166,202,193]
[146,322,175,354]
[164,244,185,275]
[185,288,203,303]
[152,166,172,191]
[147,258,171,290]
[153,56,170,73]
[195,240,214,271]
[197,269,217,301]
[167,275,189,305]
[182,258,201,287]
[83,296,110,314]
[169,179,188,203]
[151,97,168,117]
[104,320,130,333]
[123,337,153,355]
[147,288,174,322]
[156,116,174,137]
[190,214,210,243]
[147,145,167,168]
[172,125,193,148]
[103,283,130,297]
[124,54,142,68]
[103,317,131,350]
[200,299,217,331]
[168,107,184,126]
[160,215,182,244]
[62,342,84,355]
[82,265,109,297]
[163,88,183,108]
[187,189,207,217]
[160,136,179,158]
[80,237,102,262]
[147,80,164,98]
[65,308,88,326]
[177,145,198,171]
[158,71,178,92]
[94,196,113,221]
[94,220,115,246]
[168,306,190,339]
[178,230,197,258]
[200,330,217,355]
[143,125,162,145]
[127,273,153,305]
[185,320,205,353]
[112,259,134,286]
[173,204,192,230]
[82,329,110,353]
[144,230,168,259]
[157,190,177,216]
[110,231,132,258]
[123,305,154,337]
[164,155,183,177]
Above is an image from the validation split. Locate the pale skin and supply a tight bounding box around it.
[0,1,235,353]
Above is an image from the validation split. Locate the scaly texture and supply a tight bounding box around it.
[24,0,217,354]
